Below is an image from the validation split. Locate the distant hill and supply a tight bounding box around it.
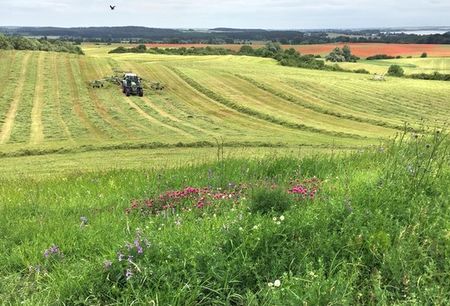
[0,26,307,42]
[0,26,448,44]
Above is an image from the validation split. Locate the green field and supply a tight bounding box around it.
[338,57,450,75]
[1,46,449,304]
[1,46,449,175]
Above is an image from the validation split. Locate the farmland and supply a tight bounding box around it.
[146,43,450,58]
[339,57,450,75]
[292,43,450,58]
[1,46,449,175]
[0,45,449,304]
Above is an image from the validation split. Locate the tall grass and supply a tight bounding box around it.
[0,131,448,305]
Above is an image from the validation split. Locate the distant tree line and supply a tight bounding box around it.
[408,72,450,81]
[367,53,426,60]
[109,43,369,74]
[0,34,84,55]
[2,27,450,45]
[367,54,397,60]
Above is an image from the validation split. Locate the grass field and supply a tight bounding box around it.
[0,132,448,304]
[0,45,449,304]
[1,46,449,175]
[339,57,450,75]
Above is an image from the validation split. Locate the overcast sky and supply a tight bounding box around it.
[1,0,449,29]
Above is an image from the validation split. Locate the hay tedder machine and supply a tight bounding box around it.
[89,69,165,97]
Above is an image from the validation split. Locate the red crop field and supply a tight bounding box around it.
[146,43,450,58]
[293,43,450,57]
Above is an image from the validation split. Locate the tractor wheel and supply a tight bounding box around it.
[125,89,131,97]
[139,90,144,97]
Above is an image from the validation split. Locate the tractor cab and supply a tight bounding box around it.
[122,73,144,97]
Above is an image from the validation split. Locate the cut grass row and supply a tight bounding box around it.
[234,74,413,131]
[7,53,37,143]
[186,68,396,138]
[169,66,365,140]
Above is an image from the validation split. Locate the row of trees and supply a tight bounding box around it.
[110,44,236,56]
[367,52,427,60]
[0,34,84,55]
[109,42,333,71]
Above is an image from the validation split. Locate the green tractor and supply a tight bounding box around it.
[122,73,144,97]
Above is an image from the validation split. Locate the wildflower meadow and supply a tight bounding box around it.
[0,130,449,305]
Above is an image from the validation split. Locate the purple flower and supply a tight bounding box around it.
[125,269,133,281]
[137,246,143,254]
[134,239,140,248]
[44,245,62,258]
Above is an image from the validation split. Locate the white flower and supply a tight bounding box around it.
[268,282,274,287]
[274,280,281,287]
[273,217,277,222]
[280,216,285,221]
[276,221,281,225]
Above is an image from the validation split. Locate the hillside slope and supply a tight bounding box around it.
[0,47,449,173]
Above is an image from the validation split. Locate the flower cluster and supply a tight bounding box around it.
[43,245,63,259]
[288,177,321,200]
[268,279,281,288]
[273,215,285,225]
[105,229,150,282]
[126,185,244,215]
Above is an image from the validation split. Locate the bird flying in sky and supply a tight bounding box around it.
[110,5,116,10]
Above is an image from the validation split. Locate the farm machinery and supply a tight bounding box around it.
[89,70,165,97]
[122,73,144,97]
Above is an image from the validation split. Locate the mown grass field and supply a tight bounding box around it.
[339,57,450,75]
[1,46,449,175]
[0,45,449,305]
